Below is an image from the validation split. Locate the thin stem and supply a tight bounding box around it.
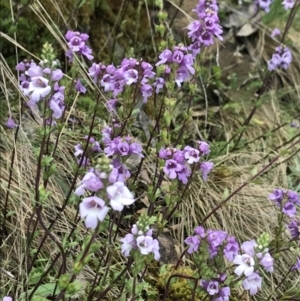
[96,258,134,300]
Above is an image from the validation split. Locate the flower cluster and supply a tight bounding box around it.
[267,45,292,71]
[185,227,236,300]
[77,174,135,228]
[17,50,66,125]
[187,0,223,56]
[155,46,195,87]
[268,188,300,218]
[88,58,156,103]
[184,226,240,260]
[74,132,144,228]
[17,59,63,108]
[159,141,214,184]
[65,30,93,62]
[120,222,160,261]
[233,240,274,295]
[102,129,144,182]
[104,135,144,158]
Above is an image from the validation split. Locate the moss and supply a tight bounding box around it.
[157,265,204,301]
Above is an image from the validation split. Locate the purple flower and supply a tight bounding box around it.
[212,287,230,301]
[267,53,282,71]
[224,236,240,262]
[124,69,139,85]
[100,74,113,92]
[173,150,185,164]
[140,83,153,103]
[6,117,17,129]
[282,201,296,217]
[200,31,214,46]
[267,45,292,71]
[16,61,26,71]
[184,235,200,254]
[206,281,219,295]
[102,126,112,145]
[75,79,87,94]
[136,235,160,260]
[194,226,206,237]
[120,224,160,260]
[288,219,300,239]
[207,230,227,258]
[172,50,184,64]
[65,30,94,62]
[183,146,200,164]
[141,61,156,79]
[75,171,103,195]
[106,98,118,113]
[187,0,223,48]
[292,257,300,271]
[153,77,165,94]
[51,69,63,81]
[159,147,174,159]
[256,0,274,12]
[282,0,294,9]
[25,77,51,103]
[151,238,160,260]
[129,142,144,157]
[109,158,131,183]
[233,254,255,276]
[117,141,130,156]
[287,190,300,205]
[207,230,227,248]
[198,141,211,155]
[104,137,121,156]
[242,272,262,295]
[79,196,110,229]
[120,233,136,256]
[106,181,135,211]
[271,28,281,38]
[27,64,43,77]
[259,252,274,272]
[268,188,284,206]
[156,49,173,66]
[3,297,13,301]
[233,240,257,276]
[181,54,195,74]
[88,63,102,81]
[49,92,65,119]
[176,164,191,184]
[188,41,202,57]
[163,159,182,179]
[175,66,191,87]
[200,161,214,181]
[74,144,83,157]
